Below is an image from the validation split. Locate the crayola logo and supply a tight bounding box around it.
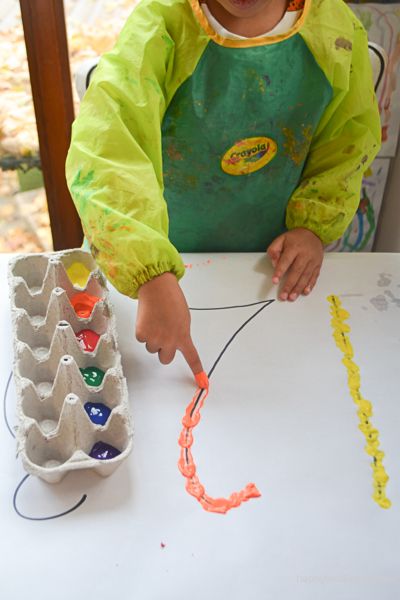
[221,136,277,175]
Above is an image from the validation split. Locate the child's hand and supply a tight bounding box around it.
[267,228,324,301]
[136,272,203,375]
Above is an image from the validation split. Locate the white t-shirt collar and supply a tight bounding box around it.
[201,3,300,40]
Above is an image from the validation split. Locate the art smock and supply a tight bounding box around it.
[66,0,381,298]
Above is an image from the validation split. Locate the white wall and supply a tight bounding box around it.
[374,143,400,251]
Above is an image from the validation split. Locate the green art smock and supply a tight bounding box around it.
[66,0,381,298]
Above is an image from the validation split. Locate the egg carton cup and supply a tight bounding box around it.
[20,399,131,483]
[8,249,133,483]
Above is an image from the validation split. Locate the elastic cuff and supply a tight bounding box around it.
[131,262,185,298]
[286,209,349,246]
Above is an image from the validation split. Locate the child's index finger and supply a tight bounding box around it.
[180,337,203,378]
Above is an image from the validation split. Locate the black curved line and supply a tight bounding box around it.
[190,300,274,416]
[369,44,386,92]
[10,299,274,520]
[13,474,88,521]
[5,372,88,521]
[85,63,98,90]
[207,300,274,379]
[3,371,15,439]
[189,300,274,311]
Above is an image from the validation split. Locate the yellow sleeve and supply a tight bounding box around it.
[286,16,381,244]
[66,1,203,297]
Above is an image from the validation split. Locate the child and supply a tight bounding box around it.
[66,0,381,375]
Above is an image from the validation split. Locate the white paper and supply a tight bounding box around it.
[1,252,400,600]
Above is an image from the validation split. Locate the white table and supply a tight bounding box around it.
[1,252,400,599]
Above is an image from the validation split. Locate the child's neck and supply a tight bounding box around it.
[204,0,288,38]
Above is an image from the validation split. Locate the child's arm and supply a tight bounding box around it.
[136,273,203,374]
[66,3,205,374]
[268,11,381,301]
[66,7,185,299]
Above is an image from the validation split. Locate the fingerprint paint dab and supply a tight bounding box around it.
[327,295,391,509]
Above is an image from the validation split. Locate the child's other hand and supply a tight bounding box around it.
[136,272,203,375]
[267,228,324,301]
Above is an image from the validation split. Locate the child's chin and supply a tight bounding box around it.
[223,0,266,17]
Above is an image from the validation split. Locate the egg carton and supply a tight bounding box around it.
[8,249,133,483]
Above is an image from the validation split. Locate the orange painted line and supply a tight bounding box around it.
[178,371,261,514]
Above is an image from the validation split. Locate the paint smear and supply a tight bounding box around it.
[178,371,261,514]
[89,441,121,460]
[76,329,100,352]
[335,37,352,51]
[370,295,389,312]
[80,366,105,387]
[282,125,312,166]
[384,290,400,308]
[377,273,391,287]
[66,262,91,288]
[71,292,101,318]
[84,402,111,425]
[327,295,391,509]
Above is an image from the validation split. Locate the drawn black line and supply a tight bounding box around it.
[4,371,88,520]
[13,474,87,521]
[3,371,15,439]
[8,299,274,520]
[189,300,274,311]
[189,299,275,415]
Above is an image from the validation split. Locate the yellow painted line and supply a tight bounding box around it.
[327,295,391,509]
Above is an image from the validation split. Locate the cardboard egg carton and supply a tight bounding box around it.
[8,249,133,483]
